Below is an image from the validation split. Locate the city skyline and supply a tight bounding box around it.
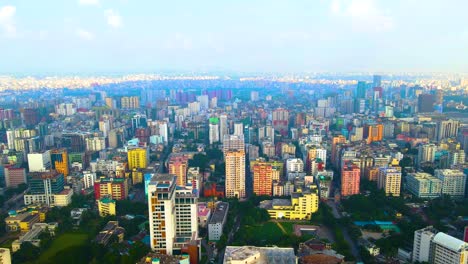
[1,0,468,74]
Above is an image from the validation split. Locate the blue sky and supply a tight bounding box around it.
[0,0,467,74]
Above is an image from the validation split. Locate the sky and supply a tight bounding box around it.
[0,0,468,74]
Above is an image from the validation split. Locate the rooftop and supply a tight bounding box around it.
[224,246,296,264]
[209,202,229,224]
[432,232,468,252]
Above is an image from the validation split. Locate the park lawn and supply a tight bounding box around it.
[245,222,285,242]
[38,232,89,262]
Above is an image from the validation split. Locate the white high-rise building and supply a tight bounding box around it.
[6,130,15,150]
[234,123,244,136]
[147,174,198,254]
[225,150,246,199]
[209,123,220,144]
[413,226,438,263]
[286,158,304,173]
[437,119,460,141]
[196,95,209,110]
[429,232,468,264]
[27,151,51,172]
[250,91,259,102]
[219,114,228,139]
[85,137,106,151]
[158,121,169,144]
[435,169,467,199]
[83,171,96,189]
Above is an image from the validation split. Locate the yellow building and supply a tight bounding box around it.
[260,189,319,220]
[131,169,144,184]
[128,148,148,170]
[5,212,40,233]
[51,148,69,176]
[98,197,116,217]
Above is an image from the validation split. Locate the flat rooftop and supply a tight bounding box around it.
[209,202,229,224]
[224,246,296,264]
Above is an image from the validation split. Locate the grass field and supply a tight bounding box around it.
[244,222,284,242]
[37,232,89,263]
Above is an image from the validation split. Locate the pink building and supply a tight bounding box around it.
[341,163,360,197]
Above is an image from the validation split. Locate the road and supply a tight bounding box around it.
[326,200,361,261]
[217,215,241,264]
[201,238,215,263]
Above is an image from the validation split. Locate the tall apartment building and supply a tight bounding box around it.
[406,172,442,198]
[50,149,69,176]
[224,150,246,199]
[147,174,198,254]
[168,156,189,187]
[209,123,220,144]
[418,143,437,165]
[272,108,289,136]
[222,135,245,153]
[94,177,129,200]
[437,119,460,141]
[341,162,360,197]
[121,96,140,109]
[377,167,402,197]
[4,167,26,188]
[127,148,149,170]
[366,124,383,144]
[412,226,438,263]
[252,162,274,196]
[219,114,228,139]
[429,232,468,264]
[331,135,346,166]
[435,169,467,199]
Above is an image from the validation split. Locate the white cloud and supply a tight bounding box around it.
[330,0,394,32]
[165,33,193,51]
[78,0,100,6]
[76,28,94,40]
[0,5,16,37]
[104,9,122,28]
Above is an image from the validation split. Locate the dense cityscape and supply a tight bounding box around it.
[0,73,465,264]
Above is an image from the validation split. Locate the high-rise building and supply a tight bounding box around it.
[233,123,244,136]
[341,162,360,197]
[418,94,435,113]
[94,177,129,200]
[225,150,246,199]
[223,134,245,153]
[437,119,460,141]
[366,124,383,144]
[25,170,68,206]
[377,167,401,196]
[286,158,304,173]
[406,172,442,199]
[373,75,382,88]
[356,81,367,99]
[147,174,198,254]
[85,137,106,151]
[209,123,220,144]
[27,151,51,172]
[219,114,228,139]
[83,171,96,189]
[127,148,149,170]
[50,149,69,176]
[429,232,468,264]
[252,162,274,196]
[250,91,259,102]
[121,96,140,109]
[331,135,347,166]
[413,226,438,263]
[418,143,437,165]
[168,156,189,187]
[435,169,466,199]
[272,108,289,136]
[4,167,26,188]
